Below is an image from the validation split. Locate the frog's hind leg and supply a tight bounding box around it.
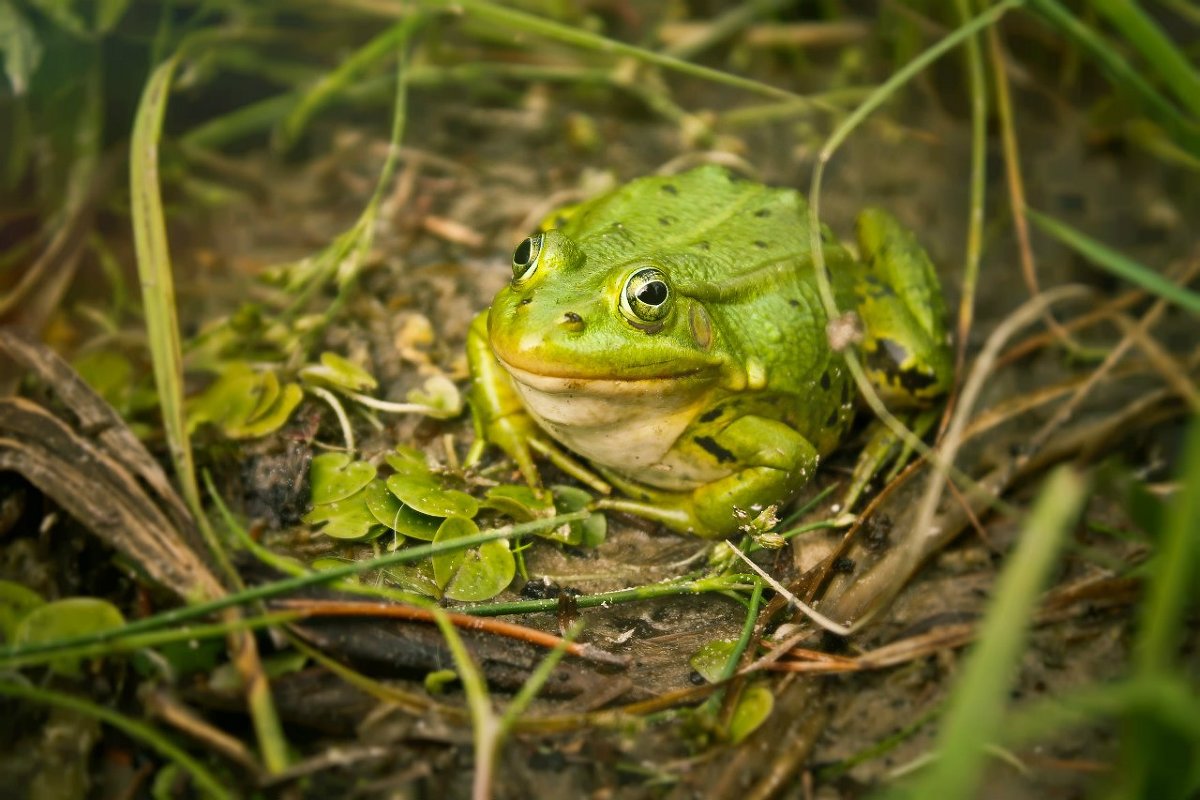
[596,416,820,539]
[841,407,940,512]
[843,210,955,511]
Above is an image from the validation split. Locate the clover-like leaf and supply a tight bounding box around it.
[431,516,515,602]
[0,580,44,642]
[13,597,126,677]
[363,479,438,540]
[299,351,377,393]
[728,684,774,744]
[231,382,303,438]
[186,364,260,434]
[405,374,463,418]
[481,484,554,522]
[384,444,430,477]
[384,560,441,598]
[689,639,738,684]
[310,452,376,504]
[551,484,606,547]
[186,364,302,439]
[386,472,478,519]
[303,490,383,540]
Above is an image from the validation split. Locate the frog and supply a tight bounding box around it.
[466,165,952,539]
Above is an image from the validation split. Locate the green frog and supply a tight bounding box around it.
[467,165,952,538]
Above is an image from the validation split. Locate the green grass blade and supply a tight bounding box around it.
[422,0,809,103]
[1026,208,1200,315]
[1025,0,1200,155]
[1091,0,1200,119]
[895,467,1087,798]
[130,55,197,514]
[1136,416,1200,674]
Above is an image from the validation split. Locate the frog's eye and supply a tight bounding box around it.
[621,268,673,324]
[511,234,544,282]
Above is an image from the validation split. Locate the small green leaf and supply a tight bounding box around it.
[0,579,44,641]
[383,560,440,597]
[728,684,774,744]
[432,516,516,602]
[232,383,303,438]
[690,639,738,684]
[185,364,260,434]
[386,472,478,518]
[299,351,378,392]
[551,484,606,547]
[384,444,429,476]
[310,453,376,504]
[13,597,126,676]
[303,490,380,540]
[431,516,514,598]
[364,479,439,539]
[406,374,463,418]
[244,369,282,423]
[481,484,554,522]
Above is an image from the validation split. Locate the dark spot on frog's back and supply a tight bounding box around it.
[696,241,711,251]
[755,208,771,218]
[819,371,831,390]
[694,435,736,464]
[662,183,678,195]
[659,216,674,227]
[826,409,839,427]
[698,407,723,423]
[788,299,800,308]
[754,240,768,249]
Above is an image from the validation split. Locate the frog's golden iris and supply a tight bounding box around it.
[468,165,952,538]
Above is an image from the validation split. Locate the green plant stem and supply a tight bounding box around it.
[951,0,988,398]
[449,573,755,617]
[0,612,301,672]
[0,682,232,799]
[0,513,586,666]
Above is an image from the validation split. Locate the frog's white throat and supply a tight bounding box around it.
[499,362,729,491]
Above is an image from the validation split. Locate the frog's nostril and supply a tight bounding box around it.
[518,297,532,306]
[560,311,584,332]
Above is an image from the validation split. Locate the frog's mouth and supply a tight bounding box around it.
[497,358,713,448]
[495,354,710,392]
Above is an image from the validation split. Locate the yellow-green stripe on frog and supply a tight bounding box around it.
[467,165,952,538]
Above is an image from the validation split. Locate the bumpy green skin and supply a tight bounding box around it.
[467,165,952,538]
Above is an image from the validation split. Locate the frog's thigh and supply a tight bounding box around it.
[691,415,819,534]
[854,209,952,405]
[466,310,543,484]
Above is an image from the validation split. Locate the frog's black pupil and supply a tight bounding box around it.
[638,281,668,306]
[513,238,532,266]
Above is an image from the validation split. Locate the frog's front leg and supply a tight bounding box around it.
[466,311,609,493]
[597,416,819,539]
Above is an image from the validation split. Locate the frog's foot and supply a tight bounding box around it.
[597,416,819,539]
[841,408,940,512]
